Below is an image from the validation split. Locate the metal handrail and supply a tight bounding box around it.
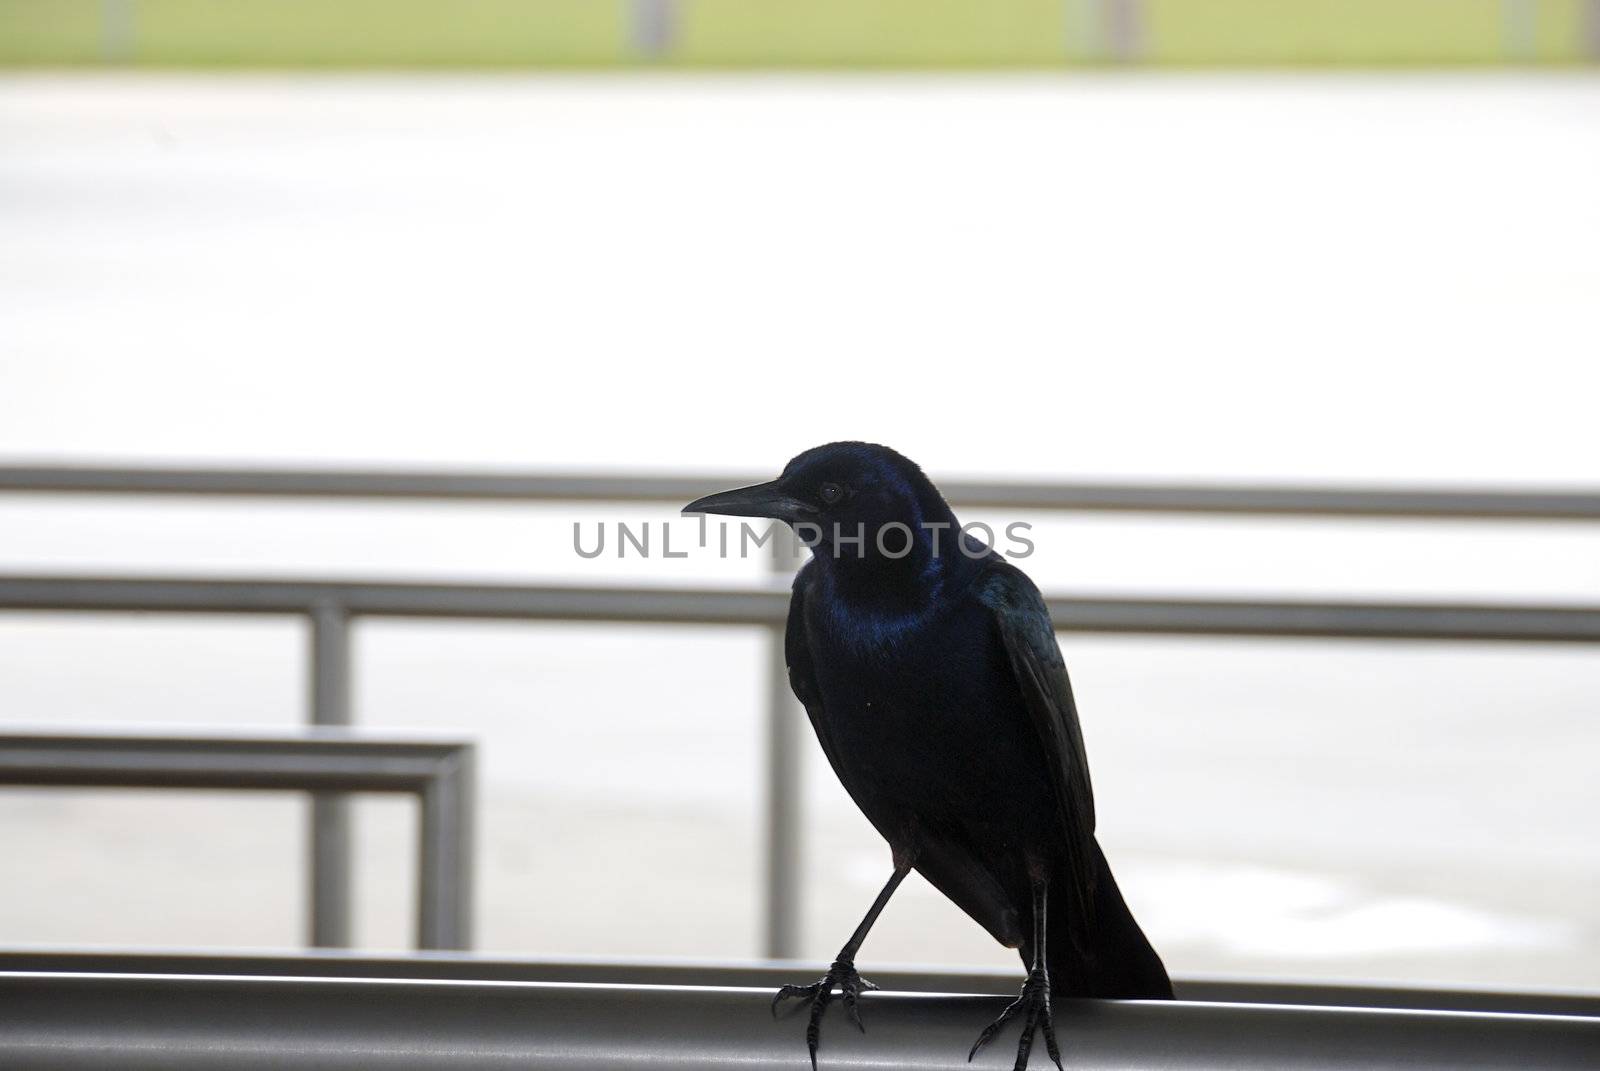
[4,464,1598,958]
[0,728,475,950]
[1,972,1595,1070]
[4,949,1598,1019]
[4,462,1600,517]
[5,575,1600,641]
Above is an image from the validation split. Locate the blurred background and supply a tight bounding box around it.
[1,0,1597,993]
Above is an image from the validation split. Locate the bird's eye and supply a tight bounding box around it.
[819,482,845,505]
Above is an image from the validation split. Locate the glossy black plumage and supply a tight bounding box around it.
[685,442,1170,1070]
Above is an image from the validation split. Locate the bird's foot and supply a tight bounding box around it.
[967,967,1063,1071]
[771,957,879,1071]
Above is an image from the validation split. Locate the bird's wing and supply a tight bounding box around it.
[978,560,1098,938]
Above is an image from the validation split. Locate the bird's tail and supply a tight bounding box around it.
[1048,838,1173,999]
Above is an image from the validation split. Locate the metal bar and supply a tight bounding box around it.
[308,602,353,949]
[1101,0,1143,62]
[3,950,1597,1018]
[0,729,474,951]
[1040,595,1600,643]
[0,729,462,791]
[309,790,352,947]
[309,603,352,725]
[417,749,473,951]
[98,0,135,63]
[629,0,677,58]
[5,575,1600,643]
[1,973,1595,1070]
[3,464,1599,519]
[763,524,803,959]
[0,575,789,624]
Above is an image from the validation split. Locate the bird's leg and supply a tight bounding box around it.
[968,878,1063,1071]
[772,863,910,1071]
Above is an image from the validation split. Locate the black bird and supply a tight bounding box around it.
[685,442,1171,1071]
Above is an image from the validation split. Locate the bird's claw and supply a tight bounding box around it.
[967,968,1063,1071]
[771,958,877,1071]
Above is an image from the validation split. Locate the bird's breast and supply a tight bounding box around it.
[805,602,1039,820]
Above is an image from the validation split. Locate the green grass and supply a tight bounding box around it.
[1,0,625,67]
[0,1,106,64]
[1146,0,1589,65]
[0,0,1593,68]
[678,0,1076,67]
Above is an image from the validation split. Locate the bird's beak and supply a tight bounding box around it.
[683,479,812,522]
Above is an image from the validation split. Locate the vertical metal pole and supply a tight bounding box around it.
[308,602,353,948]
[630,0,678,59]
[1587,0,1600,60]
[763,523,804,959]
[1102,0,1143,63]
[99,0,135,64]
[417,750,474,951]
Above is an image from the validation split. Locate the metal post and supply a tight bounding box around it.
[1587,0,1600,59]
[1102,0,1143,62]
[630,0,678,59]
[418,748,474,951]
[99,0,135,64]
[763,523,804,959]
[308,602,352,948]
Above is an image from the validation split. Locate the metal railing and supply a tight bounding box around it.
[1,971,1595,1070]
[5,949,1599,1018]
[7,463,1600,517]
[0,727,474,950]
[3,462,1598,958]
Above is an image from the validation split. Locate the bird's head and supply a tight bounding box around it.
[683,442,960,565]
